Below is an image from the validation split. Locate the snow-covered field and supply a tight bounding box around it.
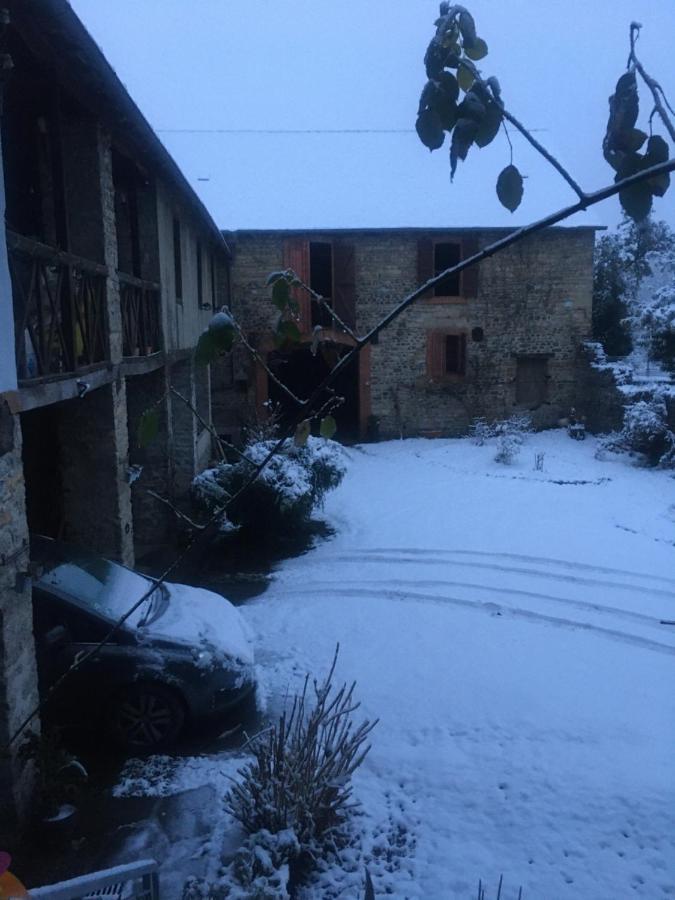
[118,431,675,899]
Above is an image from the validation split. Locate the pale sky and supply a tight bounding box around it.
[69,0,675,232]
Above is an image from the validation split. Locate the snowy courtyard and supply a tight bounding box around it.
[118,431,675,899]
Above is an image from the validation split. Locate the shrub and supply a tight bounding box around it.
[493,413,533,465]
[607,397,675,466]
[193,436,346,535]
[225,649,377,895]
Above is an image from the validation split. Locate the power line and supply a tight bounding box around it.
[156,127,415,134]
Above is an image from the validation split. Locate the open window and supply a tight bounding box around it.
[427,331,467,379]
[418,235,479,301]
[310,242,333,327]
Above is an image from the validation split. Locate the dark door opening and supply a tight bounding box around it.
[21,405,65,539]
[267,343,360,442]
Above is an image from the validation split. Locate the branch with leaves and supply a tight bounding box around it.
[5,8,675,752]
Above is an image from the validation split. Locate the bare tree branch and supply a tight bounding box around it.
[232,318,307,407]
[146,489,208,531]
[629,22,675,143]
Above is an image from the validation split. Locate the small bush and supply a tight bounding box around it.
[606,397,675,466]
[225,649,377,895]
[193,436,346,535]
[492,413,533,465]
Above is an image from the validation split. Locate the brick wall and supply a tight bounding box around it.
[225,228,595,439]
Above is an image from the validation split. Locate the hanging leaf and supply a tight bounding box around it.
[496,164,524,212]
[137,407,159,449]
[474,101,502,147]
[648,170,671,198]
[645,134,670,164]
[624,128,648,152]
[437,71,459,105]
[294,419,311,447]
[465,37,488,61]
[458,10,477,49]
[275,320,301,349]
[604,70,639,167]
[319,415,337,439]
[458,90,486,123]
[450,118,477,178]
[618,180,653,221]
[266,270,287,286]
[457,63,474,93]
[415,108,445,151]
[424,38,445,79]
[195,330,219,366]
[272,278,291,310]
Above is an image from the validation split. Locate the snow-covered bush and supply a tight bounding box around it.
[225,651,376,894]
[470,417,494,446]
[493,413,533,465]
[192,436,346,535]
[605,397,675,466]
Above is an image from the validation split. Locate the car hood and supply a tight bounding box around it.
[137,582,254,667]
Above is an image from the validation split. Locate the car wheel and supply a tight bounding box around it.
[107,683,185,750]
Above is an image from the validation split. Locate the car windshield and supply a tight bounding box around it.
[35,544,160,627]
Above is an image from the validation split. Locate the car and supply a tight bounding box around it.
[30,535,257,751]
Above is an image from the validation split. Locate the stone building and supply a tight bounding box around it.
[214,226,598,442]
[0,0,228,836]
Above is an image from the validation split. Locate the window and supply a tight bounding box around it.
[427,331,466,379]
[173,217,182,300]
[516,356,549,408]
[445,334,466,375]
[434,242,461,297]
[310,242,333,327]
[211,253,217,308]
[197,241,203,306]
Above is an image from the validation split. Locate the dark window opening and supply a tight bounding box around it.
[516,356,548,408]
[445,334,466,375]
[434,242,461,297]
[471,326,484,342]
[197,241,203,306]
[112,151,141,277]
[310,242,334,327]
[210,254,217,308]
[173,218,182,300]
[268,343,360,442]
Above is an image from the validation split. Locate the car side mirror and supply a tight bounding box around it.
[44,624,71,650]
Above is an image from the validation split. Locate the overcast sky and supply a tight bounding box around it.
[69,0,675,233]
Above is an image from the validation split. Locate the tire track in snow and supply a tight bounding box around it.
[331,554,675,603]
[279,576,666,632]
[274,586,675,656]
[354,547,675,588]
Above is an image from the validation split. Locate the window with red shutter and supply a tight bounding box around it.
[427,331,467,379]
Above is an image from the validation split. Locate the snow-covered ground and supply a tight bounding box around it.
[117,431,675,899]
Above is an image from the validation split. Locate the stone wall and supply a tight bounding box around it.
[0,407,39,847]
[225,227,596,439]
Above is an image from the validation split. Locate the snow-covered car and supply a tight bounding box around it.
[30,536,256,750]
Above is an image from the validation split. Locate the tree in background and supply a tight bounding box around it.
[592,215,674,362]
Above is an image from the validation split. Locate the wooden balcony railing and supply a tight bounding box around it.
[8,231,108,381]
[119,272,162,357]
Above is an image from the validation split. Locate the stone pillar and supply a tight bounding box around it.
[57,381,134,565]
[0,408,39,847]
[126,367,174,558]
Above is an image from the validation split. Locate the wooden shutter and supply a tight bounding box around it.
[426,331,445,379]
[462,233,480,298]
[418,237,434,299]
[332,241,356,330]
[283,238,311,332]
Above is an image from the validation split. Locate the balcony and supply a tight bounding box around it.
[119,272,162,358]
[8,231,108,382]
